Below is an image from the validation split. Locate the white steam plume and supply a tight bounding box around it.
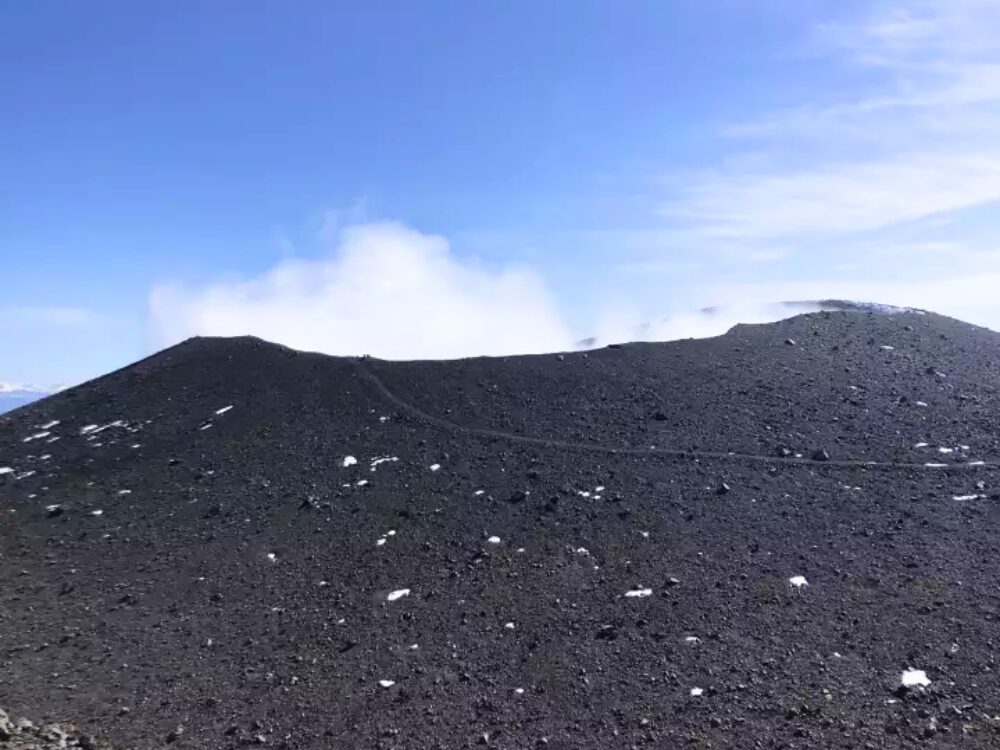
[149,222,577,359]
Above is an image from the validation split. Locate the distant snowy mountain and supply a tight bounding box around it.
[0,382,53,414]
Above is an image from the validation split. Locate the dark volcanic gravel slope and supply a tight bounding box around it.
[2,311,1000,749]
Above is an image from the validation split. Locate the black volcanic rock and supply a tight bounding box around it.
[2,310,1000,749]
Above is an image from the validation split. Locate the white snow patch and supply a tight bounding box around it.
[429,463,441,472]
[386,588,410,602]
[23,432,50,442]
[356,479,368,487]
[378,679,396,688]
[915,401,928,407]
[118,490,131,496]
[789,576,809,588]
[474,490,485,496]
[925,462,949,468]
[968,460,986,467]
[487,536,501,544]
[938,447,954,454]
[595,486,605,492]
[80,425,99,435]
[0,467,13,475]
[880,345,895,351]
[342,456,357,468]
[199,423,213,431]
[914,442,929,448]
[504,622,515,629]
[575,547,590,556]
[40,420,60,429]
[624,588,653,598]
[266,553,277,562]
[953,494,981,501]
[369,456,399,471]
[91,509,104,516]
[900,669,930,688]
[215,405,234,415]
[690,687,704,697]
[514,687,525,695]
[685,636,701,644]
[376,538,387,547]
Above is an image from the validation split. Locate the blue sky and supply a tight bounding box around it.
[3,0,1000,385]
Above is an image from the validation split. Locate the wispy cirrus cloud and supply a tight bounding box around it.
[666,0,1000,245]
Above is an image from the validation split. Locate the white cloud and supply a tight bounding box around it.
[669,151,1000,239]
[666,0,1000,242]
[149,221,577,359]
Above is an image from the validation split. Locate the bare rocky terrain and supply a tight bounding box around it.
[2,309,1000,748]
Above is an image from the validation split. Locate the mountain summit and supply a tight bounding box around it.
[2,308,999,748]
